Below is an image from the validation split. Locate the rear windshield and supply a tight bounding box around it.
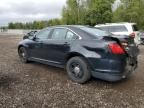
[132,25,138,31]
[80,27,110,37]
[108,26,128,32]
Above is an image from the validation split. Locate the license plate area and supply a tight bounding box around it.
[122,57,137,78]
[127,57,137,66]
[124,44,139,57]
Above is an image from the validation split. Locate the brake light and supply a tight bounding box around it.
[108,43,125,54]
[130,32,135,38]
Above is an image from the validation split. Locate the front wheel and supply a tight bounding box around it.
[66,57,91,84]
[18,47,29,63]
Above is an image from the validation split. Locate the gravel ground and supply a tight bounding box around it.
[0,34,144,108]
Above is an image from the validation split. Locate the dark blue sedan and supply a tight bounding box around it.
[18,25,138,83]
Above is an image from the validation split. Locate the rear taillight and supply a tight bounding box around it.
[108,43,125,54]
[130,32,135,38]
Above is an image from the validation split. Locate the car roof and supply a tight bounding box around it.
[46,25,90,29]
[45,25,96,39]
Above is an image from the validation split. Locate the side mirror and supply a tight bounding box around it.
[32,35,40,41]
[23,35,29,40]
[23,32,35,40]
[32,34,36,40]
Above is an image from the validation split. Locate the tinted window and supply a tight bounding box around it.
[66,31,78,40]
[80,27,110,37]
[51,28,67,39]
[36,29,51,40]
[132,25,138,31]
[108,26,128,32]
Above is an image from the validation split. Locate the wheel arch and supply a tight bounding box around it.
[18,44,29,55]
[65,52,92,69]
[18,45,24,50]
[18,44,28,51]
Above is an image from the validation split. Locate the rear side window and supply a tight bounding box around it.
[51,28,67,40]
[66,31,78,40]
[132,25,138,31]
[108,26,128,32]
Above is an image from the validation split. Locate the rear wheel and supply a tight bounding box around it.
[18,47,29,63]
[66,57,91,84]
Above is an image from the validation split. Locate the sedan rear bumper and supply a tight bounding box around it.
[91,63,137,82]
[91,71,125,82]
[89,56,137,82]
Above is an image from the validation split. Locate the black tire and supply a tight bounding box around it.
[66,57,91,84]
[18,47,29,63]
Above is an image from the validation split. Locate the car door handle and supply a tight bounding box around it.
[38,41,43,44]
[63,42,70,46]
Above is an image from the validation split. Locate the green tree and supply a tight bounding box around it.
[62,0,114,26]
[85,0,114,26]
[48,18,62,26]
[8,22,15,29]
[62,0,79,24]
[8,0,116,29]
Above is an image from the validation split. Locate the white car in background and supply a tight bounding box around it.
[95,23,141,46]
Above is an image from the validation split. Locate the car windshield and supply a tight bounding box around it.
[80,27,111,37]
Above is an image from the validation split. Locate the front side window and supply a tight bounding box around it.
[51,28,67,40]
[36,29,51,40]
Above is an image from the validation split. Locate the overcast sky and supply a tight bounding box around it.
[0,0,120,26]
[0,0,66,26]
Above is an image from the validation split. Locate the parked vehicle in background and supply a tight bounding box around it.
[23,30,38,40]
[95,22,141,46]
[18,25,138,84]
[140,32,144,45]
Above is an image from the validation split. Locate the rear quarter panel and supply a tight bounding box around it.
[68,39,127,73]
[69,39,108,59]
